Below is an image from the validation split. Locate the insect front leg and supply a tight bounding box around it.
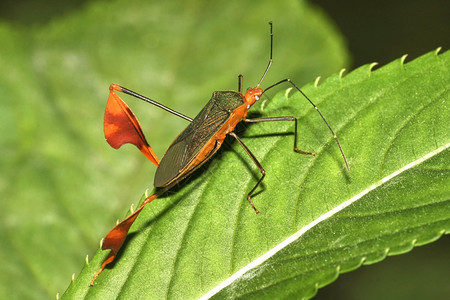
[229,132,265,214]
[262,78,349,171]
[243,116,315,156]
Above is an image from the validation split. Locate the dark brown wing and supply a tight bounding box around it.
[154,91,244,187]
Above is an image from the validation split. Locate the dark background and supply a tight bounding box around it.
[1,0,448,299]
[317,0,450,68]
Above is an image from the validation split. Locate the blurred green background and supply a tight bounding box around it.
[0,0,448,299]
[2,0,448,67]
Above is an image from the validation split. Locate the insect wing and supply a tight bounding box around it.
[154,91,244,187]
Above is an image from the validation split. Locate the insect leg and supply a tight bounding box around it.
[110,84,193,122]
[229,132,264,214]
[238,74,243,94]
[243,116,315,156]
[105,84,194,165]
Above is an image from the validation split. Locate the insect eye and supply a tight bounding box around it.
[255,95,260,101]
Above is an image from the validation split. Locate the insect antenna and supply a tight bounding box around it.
[256,21,274,88]
[263,79,350,171]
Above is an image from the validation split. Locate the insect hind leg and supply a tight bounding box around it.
[229,132,264,214]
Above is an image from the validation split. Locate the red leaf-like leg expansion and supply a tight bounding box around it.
[104,84,160,166]
[90,192,159,286]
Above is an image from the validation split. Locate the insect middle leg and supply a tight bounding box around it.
[229,132,265,214]
[243,116,316,156]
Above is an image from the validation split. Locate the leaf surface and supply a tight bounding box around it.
[65,49,449,298]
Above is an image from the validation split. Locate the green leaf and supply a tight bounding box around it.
[0,0,349,299]
[63,47,449,298]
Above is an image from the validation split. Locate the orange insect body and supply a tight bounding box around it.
[91,86,264,285]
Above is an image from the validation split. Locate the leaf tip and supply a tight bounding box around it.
[400,54,408,67]
[434,46,442,56]
[360,256,367,265]
[314,76,321,87]
[260,98,268,111]
[335,264,341,273]
[284,87,293,98]
[369,62,378,74]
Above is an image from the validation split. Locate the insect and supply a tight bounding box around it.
[90,22,349,286]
